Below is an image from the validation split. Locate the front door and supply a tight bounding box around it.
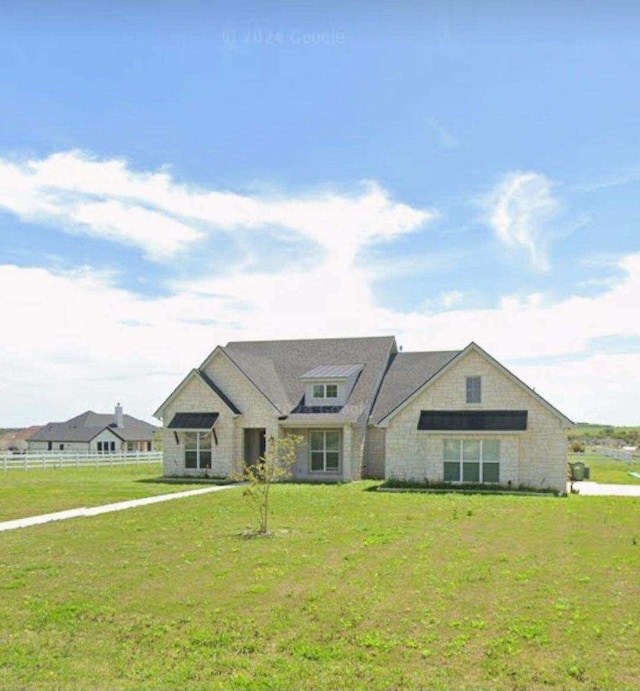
[244,428,266,468]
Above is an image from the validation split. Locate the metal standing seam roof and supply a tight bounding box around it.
[300,364,364,379]
[167,412,220,429]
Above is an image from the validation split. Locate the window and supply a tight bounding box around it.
[326,384,338,398]
[466,376,481,404]
[97,441,116,454]
[185,431,212,469]
[443,439,499,483]
[309,430,340,472]
[313,384,339,399]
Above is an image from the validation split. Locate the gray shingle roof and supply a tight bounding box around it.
[197,370,241,415]
[222,336,396,422]
[29,411,157,443]
[370,351,460,424]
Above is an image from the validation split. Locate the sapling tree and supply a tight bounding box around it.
[237,433,302,536]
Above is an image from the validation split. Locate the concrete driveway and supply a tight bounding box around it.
[571,481,640,497]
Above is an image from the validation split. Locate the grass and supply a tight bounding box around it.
[0,464,202,521]
[1,475,639,689]
[568,451,640,485]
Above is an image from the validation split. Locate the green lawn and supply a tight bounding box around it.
[1,479,639,689]
[0,465,202,521]
[568,451,640,485]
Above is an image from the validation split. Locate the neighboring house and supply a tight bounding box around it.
[155,337,572,492]
[0,426,42,453]
[28,404,157,453]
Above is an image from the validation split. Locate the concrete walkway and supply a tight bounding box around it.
[571,481,640,497]
[0,485,237,533]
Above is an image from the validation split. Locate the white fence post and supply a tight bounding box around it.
[1,451,161,472]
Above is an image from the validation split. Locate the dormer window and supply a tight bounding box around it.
[301,364,363,408]
[313,384,338,399]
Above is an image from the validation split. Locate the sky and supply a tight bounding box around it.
[1,1,639,427]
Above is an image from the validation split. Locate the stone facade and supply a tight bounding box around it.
[162,354,281,477]
[383,349,568,492]
[157,340,570,490]
[363,426,386,479]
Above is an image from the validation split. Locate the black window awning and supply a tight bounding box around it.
[418,410,528,431]
[167,412,219,429]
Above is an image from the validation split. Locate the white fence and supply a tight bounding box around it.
[1,451,162,471]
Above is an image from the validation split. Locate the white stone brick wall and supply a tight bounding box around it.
[202,353,281,476]
[384,350,568,492]
[161,353,281,478]
[363,426,386,479]
[28,440,92,453]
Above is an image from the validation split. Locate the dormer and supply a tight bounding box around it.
[300,364,363,407]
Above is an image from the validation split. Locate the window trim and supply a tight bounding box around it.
[309,429,341,473]
[312,384,340,400]
[466,376,482,404]
[184,430,213,470]
[443,438,500,484]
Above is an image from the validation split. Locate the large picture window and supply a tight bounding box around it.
[309,430,340,472]
[443,439,499,483]
[185,431,212,470]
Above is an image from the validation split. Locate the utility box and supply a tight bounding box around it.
[569,462,585,481]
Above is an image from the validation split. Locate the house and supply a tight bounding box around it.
[154,337,573,492]
[28,404,157,453]
[0,426,42,453]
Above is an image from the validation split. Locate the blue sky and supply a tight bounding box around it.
[1,1,639,426]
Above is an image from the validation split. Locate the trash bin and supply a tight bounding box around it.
[583,466,590,480]
[571,462,585,481]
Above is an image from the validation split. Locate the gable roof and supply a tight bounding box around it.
[30,411,157,443]
[371,350,460,424]
[221,336,397,422]
[377,342,574,427]
[153,367,242,419]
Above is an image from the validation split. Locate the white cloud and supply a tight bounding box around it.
[0,151,435,264]
[2,250,640,426]
[1,151,638,428]
[482,171,559,272]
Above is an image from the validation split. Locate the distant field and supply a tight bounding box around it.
[0,465,198,521]
[568,451,640,485]
[1,480,639,689]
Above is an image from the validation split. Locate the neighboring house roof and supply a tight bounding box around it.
[0,426,43,446]
[222,336,397,422]
[30,411,157,443]
[370,350,460,424]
